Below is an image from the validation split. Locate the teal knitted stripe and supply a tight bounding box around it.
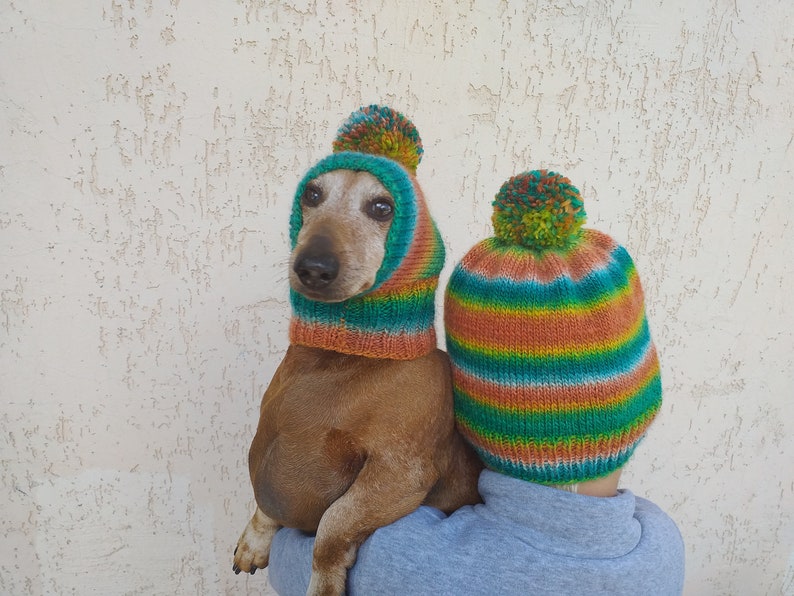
[290,289,437,333]
[452,369,662,443]
[446,319,654,386]
[290,151,418,291]
[447,243,637,312]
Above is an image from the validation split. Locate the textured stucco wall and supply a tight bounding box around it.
[1,1,792,595]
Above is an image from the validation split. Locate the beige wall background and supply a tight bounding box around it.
[2,1,792,594]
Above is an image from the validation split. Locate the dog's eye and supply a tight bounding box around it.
[301,184,323,208]
[367,198,394,222]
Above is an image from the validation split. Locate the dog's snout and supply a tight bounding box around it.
[293,235,339,289]
[294,253,339,288]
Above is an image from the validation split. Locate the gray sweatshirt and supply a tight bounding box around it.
[268,469,685,595]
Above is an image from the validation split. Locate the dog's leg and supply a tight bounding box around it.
[424,431,483,512]
[232,507,280,575]
[307,455,433,596]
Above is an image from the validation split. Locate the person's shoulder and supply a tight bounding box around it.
[620,492,686,594]
[632,494,685,564]
[632,493,681,533]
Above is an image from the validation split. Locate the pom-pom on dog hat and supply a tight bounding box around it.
[289,106,445,360]
[445,170,662,485]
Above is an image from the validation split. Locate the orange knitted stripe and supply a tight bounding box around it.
[289,318,436,360]
[458,229,619,284]
[445,273,645,350]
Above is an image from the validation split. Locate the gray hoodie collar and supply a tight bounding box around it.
[476,469,642,559]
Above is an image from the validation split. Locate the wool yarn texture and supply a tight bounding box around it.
[445,170,663,484]
[289,105,445,360]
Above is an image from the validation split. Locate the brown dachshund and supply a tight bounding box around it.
[233,168,482,595]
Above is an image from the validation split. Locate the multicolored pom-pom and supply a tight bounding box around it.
[332,105,424,173]
[492,170,586,251]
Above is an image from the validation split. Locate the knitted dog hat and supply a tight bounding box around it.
[289,105,445,360]
[445,170,662,485]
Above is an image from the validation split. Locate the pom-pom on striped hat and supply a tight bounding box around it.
[445,170,662,485]
[289,106,445,360]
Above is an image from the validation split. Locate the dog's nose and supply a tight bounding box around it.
[293,234,340,290]
[293,252,339,289]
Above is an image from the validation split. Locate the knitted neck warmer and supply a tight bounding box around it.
[445,170,662,484]
[288,109,445,360]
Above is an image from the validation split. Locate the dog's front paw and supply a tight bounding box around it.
[232,508,279,576]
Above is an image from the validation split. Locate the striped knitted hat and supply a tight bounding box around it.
[445,170,662,485]
[289,105,445,360]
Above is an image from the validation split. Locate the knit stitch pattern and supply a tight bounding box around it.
[289,108,444,360]
[445,172,662,484]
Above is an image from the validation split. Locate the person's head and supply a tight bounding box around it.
[445,170,662,493]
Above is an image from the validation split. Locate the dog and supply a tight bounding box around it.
[232,167,483,595]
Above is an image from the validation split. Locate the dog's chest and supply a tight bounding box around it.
[254,414,367,529]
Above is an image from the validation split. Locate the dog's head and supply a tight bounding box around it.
[288,148,426,306]
[286,106,445,359]
[289,169,394,303]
